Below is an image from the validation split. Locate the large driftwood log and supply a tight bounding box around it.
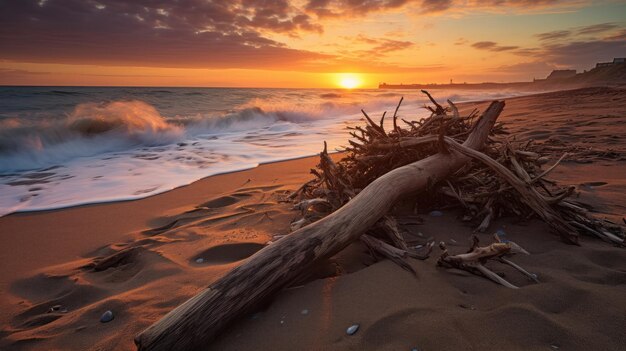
[134,101,505,351]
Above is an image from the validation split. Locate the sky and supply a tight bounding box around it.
[0,0,625,88]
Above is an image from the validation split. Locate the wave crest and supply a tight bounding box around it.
[0,101,182,172]
[67,100,177,137]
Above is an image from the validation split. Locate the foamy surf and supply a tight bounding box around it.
[0,86,532,216]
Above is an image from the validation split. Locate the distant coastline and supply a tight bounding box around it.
[380,58,626,90]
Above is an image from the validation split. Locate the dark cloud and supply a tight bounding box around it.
[375,39,414,52]
[467,0,568,8]
[0,0,326,69]
[527,22,626,67]
[578,22,619,35]
[536,30,571,41]
[419,0,577,14]
[472,27,624,69]
[471,41,519,51]
[540,39,626,66]
[334,34,414,63]
[513,47,543,56]
[420,0,453,13]
[305,0,411,18]
[352,34,414,53]
[305,0,577,17]
[536,22,622,42]
[0,0,613,74]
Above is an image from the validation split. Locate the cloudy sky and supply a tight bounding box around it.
[0,0,624,87]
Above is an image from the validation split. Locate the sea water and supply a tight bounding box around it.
[0,86,530,216]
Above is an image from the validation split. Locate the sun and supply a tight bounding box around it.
[337,73,362,89]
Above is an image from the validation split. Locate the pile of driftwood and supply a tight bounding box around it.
[285,90,624,288]
[292,91,623,245]
[134,92,624,351]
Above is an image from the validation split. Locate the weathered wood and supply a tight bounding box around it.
[438,234,533,289]
[134,101,505,351]
[443,137,579,244]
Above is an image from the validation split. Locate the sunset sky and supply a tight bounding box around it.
[0,0,625,88]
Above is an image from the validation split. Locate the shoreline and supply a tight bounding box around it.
[1,153,329,217]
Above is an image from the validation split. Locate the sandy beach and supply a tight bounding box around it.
[1,87,625,350]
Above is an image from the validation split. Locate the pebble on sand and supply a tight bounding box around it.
[496,229,512,242]
[301,309,309,315]
[195,258,204,264]
[48,304,68,313]
[429,210,444,217]
[100,310,114,323]
[346,324,359,335]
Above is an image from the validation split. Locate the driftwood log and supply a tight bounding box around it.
[134,101,505,350]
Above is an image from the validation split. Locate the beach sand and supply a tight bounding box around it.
[1,87,625,350]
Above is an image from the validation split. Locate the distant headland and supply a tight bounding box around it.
[379,58,626,90]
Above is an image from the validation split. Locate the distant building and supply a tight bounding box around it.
[596,57,625,68]
[546,69,577,80]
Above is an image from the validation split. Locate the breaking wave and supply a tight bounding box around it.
[0,98,366,172]
[0,101,183,171]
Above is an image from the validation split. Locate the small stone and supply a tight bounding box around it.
[75,325,87,332]
[448,238,457,244]
[429,210,444,217]
[195,258,204,264]
[100,310,114,323]
[301,309,309,315]
[458,303,476,310]
[48,305,68,313]
[346,324,359,335]
[550,344,559,350]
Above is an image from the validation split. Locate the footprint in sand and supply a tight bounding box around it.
[198,193,252,209]
[191,243,265,266]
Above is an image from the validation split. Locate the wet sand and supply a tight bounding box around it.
[1,87,625,350]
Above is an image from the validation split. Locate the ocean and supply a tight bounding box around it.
[0,86,532,216]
